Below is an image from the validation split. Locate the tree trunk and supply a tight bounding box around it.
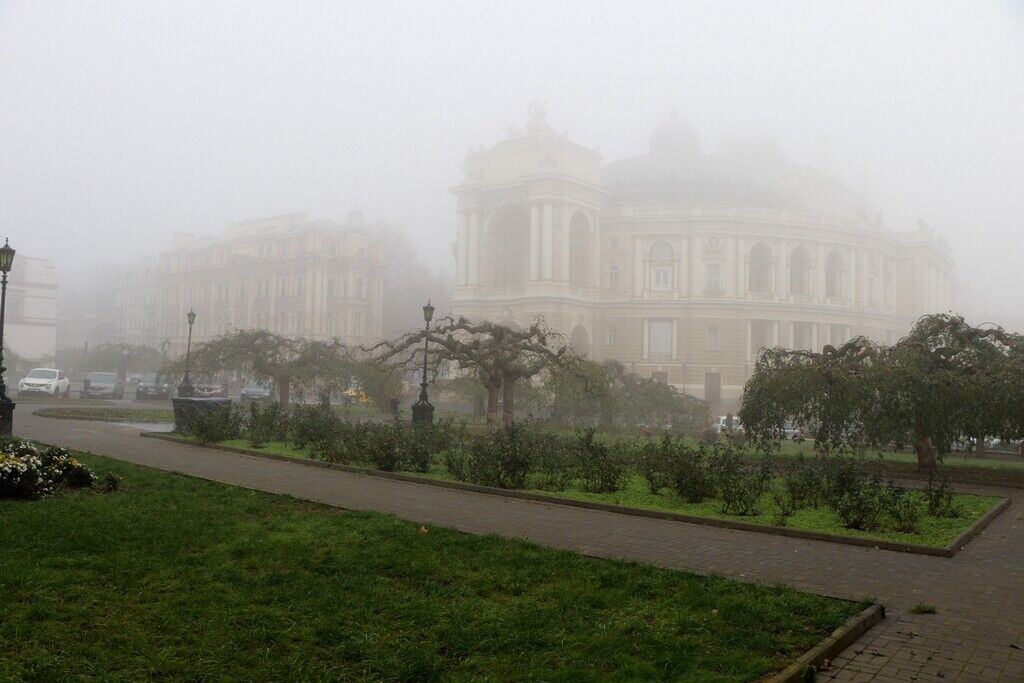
[278,380,290,410]
[485,383,499,427]
[974,432,986,458]
[915,435,938,471]
[502,378,515,426]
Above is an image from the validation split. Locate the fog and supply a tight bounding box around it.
[2,0,1023,320]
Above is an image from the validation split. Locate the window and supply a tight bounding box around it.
[706,326,721,351]
[608,264,619,288]
[789,247,811,295]
[652,267,671,290]
[705,263,722,295]
[606,327,617,345]
[792,322,814,351]
[353,313,362,336]
[748,243,772,293]
[648,320,673,355]
[826,251,844,299]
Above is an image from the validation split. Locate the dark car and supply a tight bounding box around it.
[136,373,172,400]
[240,384,273,402]
[195,382,228,398]
[81,372,125,399]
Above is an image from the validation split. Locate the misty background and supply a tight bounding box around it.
[2,1,1023,323]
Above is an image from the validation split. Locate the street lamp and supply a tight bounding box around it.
[0,238,15,435]
[178,309,196,398]
[411,300,435,425]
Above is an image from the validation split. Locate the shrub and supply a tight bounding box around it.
[885,481,922,533]
[636,436,671,494]
[668,442,714,503]
[780,456,826,509]
[0,441,95,500]
[365,424,404,472]
[289,405,347,461]
[829,474,887,530]
[247,401,287,448]
[184,405,241,444]
[460,422,539,489]
[710,447,771,516]
[532,432,573,491]
[404,424,434,473]
[441,447,471,482]
[923,472,960,517]
[769,479,797,526]
[101,471,122,493]
[574,429,625,494]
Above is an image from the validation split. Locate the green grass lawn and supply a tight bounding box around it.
[34,406,175,423]
[199,438,1001,548]
[0,452,866,682]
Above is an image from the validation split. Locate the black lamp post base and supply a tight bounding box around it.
[0,398,14,437]
[411,402,434,425]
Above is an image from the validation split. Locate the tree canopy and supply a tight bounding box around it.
[740,314,1024,469]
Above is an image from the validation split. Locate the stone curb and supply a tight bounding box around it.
[139,432,1010,558]
[32,409,171,424]
[763,604,886,683]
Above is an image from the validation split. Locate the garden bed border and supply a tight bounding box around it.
[140,431,1010,558]
[764,604,885,683]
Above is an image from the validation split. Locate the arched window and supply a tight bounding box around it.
[608,264,620,289]
[568,212,592,287]
[748,243,772,293]
[569,324,591,354]
[649,241,674,291]
[789,247,811,295]
[825,251,844,299]
[484,204,530,288]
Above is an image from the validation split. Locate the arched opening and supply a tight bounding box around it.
[568,212,592,287]
[748,243,772,293]
[825,250,844,299]
[649,241,674,290]
[484,205,530,288]
[789,246,811,295]
[569,324,591,355]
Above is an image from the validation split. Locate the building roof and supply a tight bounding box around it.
[601,114,868,219]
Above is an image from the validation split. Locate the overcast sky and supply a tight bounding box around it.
[2,1,1022,320]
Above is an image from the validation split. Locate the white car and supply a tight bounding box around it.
[18,368,71,398]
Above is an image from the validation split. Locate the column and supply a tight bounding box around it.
[591,214,601,288]
[641,319,649,360]
[560,206,571,282]
[541,203,553,280]
[458,213,469,286]
[633,237,643,295]
[672,319,679,360]
[529,204,541,281]
[468,212,480,286]
[745,320,752,363]
[771,320,779,346]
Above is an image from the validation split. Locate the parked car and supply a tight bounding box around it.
[18,368,71,398]
[240,384,273,402]
[81,371,125,399]
[194,382,228,398]
[713,415,744,434]
[135,372,172,400]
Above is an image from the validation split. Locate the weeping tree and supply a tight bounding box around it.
[87,343,165,381]
[179,330,320,409]
[740,314,1024,470]
[368,316,571,426]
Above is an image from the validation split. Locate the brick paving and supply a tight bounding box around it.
[16,410,1024,681]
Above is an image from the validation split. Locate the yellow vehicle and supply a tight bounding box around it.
[342,388,371,405]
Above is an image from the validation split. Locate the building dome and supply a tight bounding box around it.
[648,112,699,157]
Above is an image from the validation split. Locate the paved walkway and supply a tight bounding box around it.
[16,411,1024,682]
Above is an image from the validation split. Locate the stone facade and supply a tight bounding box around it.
[157,211,384,354]
[451,108,955,410]
[6,255,58,359]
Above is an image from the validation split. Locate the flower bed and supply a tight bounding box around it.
[168,405,1005,550]
[0,440,96,500]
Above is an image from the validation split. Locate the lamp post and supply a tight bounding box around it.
[0,239,16,435]
[178,309,196,398]
[411,300,435,425]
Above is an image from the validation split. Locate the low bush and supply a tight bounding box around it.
[710,447,771,516]
[668,442,714,503]
[0,440,95,500]
[923,472,961,517]
[182,405,241,444]
[637,436,672,494]
[574,429,625,494]
[246,401,288,448]
[884,481,922,533]
[780,456,826,509]
[828,473,887,530]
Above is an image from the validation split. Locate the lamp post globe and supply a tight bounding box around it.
[411,300,435,425]
[0,238,16,435]
[178,309,196,398]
